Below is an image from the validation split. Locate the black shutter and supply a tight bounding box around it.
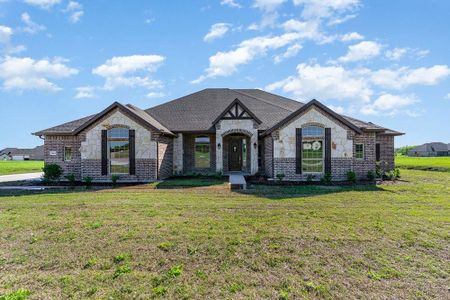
[101,130,108,175]
[325,128,331,173]
[129,130,136,175]
[296,128,302,174]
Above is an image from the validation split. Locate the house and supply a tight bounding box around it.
[407,142,450,157]
[0,146,44,161]
[33,89,403,182]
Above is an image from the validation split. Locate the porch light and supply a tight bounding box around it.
[253,142,257,149]
[217,143,221,150]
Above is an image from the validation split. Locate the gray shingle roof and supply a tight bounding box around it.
[33,88,403,136]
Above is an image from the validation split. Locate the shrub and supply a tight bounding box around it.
[346,170,356,183]
[367,170,375,181]
[306,174,314,183]
[276,173,285,182]
[43,163,63,182]
[394,168,401,179]
[65,174,76,186]
[111,175,120,187]
[320,172,332,185]
[83,176,93,187]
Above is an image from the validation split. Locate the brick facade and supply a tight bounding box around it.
[44,135,84,180]
[182,133,216,174]
[376,135,395,171]
[157,135,173,179]
[80,159,157,182]
[264,135,274,178]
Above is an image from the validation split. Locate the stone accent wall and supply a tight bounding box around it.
[43,135,84,180]
[183,133,216,174]
[157,135,173,179]
[376,134,395,171]
[173,133,183,174]
[81,159,157,182]
[264,135,273,178]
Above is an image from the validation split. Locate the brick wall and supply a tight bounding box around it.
[157,135,173,179]
[44,135,84,180]
[81,159,157,182]
[183,133,216,174]
[353,132,376,179]
[263,135,273,178]
[376,134,395,171]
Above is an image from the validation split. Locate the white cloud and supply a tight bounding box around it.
[248,11,279,30]
[253,0,287,11]
[274,43,302,63]
[340,32,364,42]
[445,93,450,100]
[338,41,382,63]
[24,0,61,9]
[385,47,408,61]
[0,25,12,44]
[64,1,84,23]
[192,32,302,83]
[293,0,360,20]
[146,91,165,98]
[220,0,241,8]
[361,94,418,116]
[75,86,95,99]
[327,13,357,26]
[266,63,373,102]
[327,104,345,114]
[0,56,78,91]
[0,26,26,54]
[92,55,165,91]
[21,12,46,34]
[371,65,450,89]
[204,23,231,42]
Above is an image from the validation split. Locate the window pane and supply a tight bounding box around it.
[108,127,129,138]
[303,126,324,137]
[195,136,210,168]
[64,147,72,161]
[109,128,130,174]
[355,144,364,159]
[302,139,324,173]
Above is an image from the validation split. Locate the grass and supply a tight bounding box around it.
[0,169,449,299]
[395,155,450,172]
[0,161,44,176]
[149,177,227,189]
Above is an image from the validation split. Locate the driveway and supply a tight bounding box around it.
[0,172,43,183]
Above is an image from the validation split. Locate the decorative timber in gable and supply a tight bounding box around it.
[212,98,262,125]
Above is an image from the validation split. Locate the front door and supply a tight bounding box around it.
[228,138,242,171]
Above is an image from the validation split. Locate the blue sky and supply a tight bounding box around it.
[0,0,449,149]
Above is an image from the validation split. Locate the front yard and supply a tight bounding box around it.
[0,169,448,299]
[395,155,450,172]
[0,161,44,176]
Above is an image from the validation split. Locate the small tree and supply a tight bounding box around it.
[276,173,285,182]
[320,171,332,185]
[367,170,375,181]
[43,163,63,182]
[346,170,357,183]
[65,174,76,187]
[83,176,93,188]
[111,175,120,187]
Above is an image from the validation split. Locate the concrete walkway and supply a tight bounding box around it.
[229,173,247,190]
[0,172,43,183]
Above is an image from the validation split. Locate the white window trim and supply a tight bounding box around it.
[64,146,72,162]
[355,143,364,160]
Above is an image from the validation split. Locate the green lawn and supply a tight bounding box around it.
[0,170,449,299]
[395,155,450,172]
[0,161,44,176]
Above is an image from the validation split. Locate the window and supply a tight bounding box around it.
[64,146,72,161]
[302,126,324,173]
[108,127,129,174]
[195,136,210,168]
[355,143,364,159]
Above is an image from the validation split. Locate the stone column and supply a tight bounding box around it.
[250,133,258,175]
[216,134,223,173]
[173,133,183,174]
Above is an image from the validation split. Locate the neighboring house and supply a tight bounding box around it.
[33,89,403,182]
[0,146,44,161]
[407,142,450,157]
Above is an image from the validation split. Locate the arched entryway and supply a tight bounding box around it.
[222,132,251,173]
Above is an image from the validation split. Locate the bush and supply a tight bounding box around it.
[43,163,63,182]
[394,168,401,179]
[83,176,93,187]
[346,170,356,183]
[111,175,120,187]
[276,173,285,182]
[367,170,375,181]
[320,171,332,185]
[65,174,76,186]
[306,174,315,183]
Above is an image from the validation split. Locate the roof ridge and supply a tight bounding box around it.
[232,89,299,112]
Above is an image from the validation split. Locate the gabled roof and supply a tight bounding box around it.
[33,88,403,137]
[410,142,449,152]
[33,102,175,137]
[262,99,363,136]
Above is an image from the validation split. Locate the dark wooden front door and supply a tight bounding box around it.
[228,138,242,171]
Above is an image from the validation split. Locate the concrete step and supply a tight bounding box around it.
[229,174,246,190]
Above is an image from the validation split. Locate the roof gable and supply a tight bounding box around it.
[263,99,363,136]
[212,98,262,125]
